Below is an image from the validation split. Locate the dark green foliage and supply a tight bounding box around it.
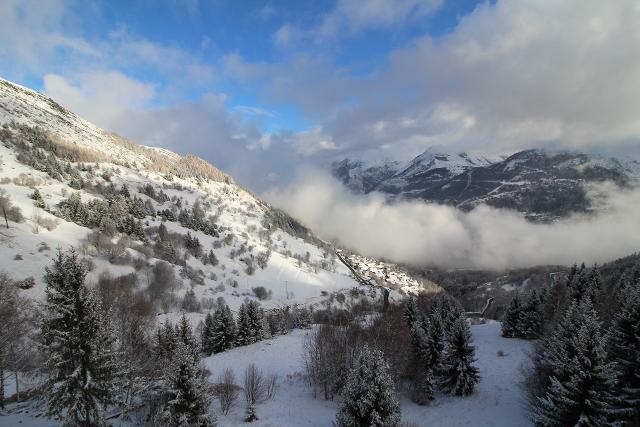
[502,289,546,339]
[336,346,400,427]
[439,317,479,396]
[161,342,214,426]
[236,300,265,346]
[609,270,640,422]
[41,249,120,425]
[31,188,45,208]
[178,200,219,237]
[533,299,622,426]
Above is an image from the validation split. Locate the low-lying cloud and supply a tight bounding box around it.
[266,170,640,270]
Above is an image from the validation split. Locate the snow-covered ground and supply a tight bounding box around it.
[206,321,531,427]
[0,322,531,426]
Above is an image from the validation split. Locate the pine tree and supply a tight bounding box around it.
[213,303,237,353]
[403,297,418,326]
[31,188,45,208]
[236,300,264,346]
[502,293,523,338]
[176,314,199,358]
[42,249,120,426]
[519,289,545,339]
[609,272,640,422]
[533,299,623,426]
[336,346,401,427]
[409,320,434,404]
[439,317,479,396]
[201,313,216,356]
[161,342,215,427]
[156,319,178,361]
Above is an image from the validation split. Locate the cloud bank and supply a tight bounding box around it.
[266,171,640,270]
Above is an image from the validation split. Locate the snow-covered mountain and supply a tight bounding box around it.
[0,76,436,318]
[333,147,639,221]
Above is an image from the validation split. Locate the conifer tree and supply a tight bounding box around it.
[439,317,479,396]
[156,319,178,361]
[161,342,214,427]
[176,314,199,358]
[336,346,401,427]
[236,300,264,346]
[212,303,236,353]
[409,320,434,404]
[403,297,418,326]
[502,293,522,338]
[201,312,216,356]
[42,249,120,425]
[518,289,545,339]
[609,272,640,422]
[533,299,622,426]
[31,188,45,208]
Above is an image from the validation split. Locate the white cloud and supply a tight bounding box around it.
[43,72,156,128]
[313,0,443,40]
[273,25,299,48]
[267,171,640,270]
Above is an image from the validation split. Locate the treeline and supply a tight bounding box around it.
[501,263,640,425]
[303,292,480,426]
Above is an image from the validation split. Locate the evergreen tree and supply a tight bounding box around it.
[236,302,250,346]
[31,188,45,208]
[518,289,545,339]
[609,273,640,422]
[409,320,434,404]
[176,314,199,358]
[502,293,523,338]
[336,346,401,427]
[201,313,216,356]
[403,297,418,326]
[439,317,479,396]
[161,342,214,427]
[155,319,177,361]
[42,249,120,425]
[236,300,264,346]
[212,303,237,353]
[533,299,623,426]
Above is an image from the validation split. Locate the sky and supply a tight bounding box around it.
[2,0,640,192]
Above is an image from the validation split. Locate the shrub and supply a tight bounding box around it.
[252,286,271,301]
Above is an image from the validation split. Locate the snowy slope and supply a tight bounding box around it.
[0,76,372,315]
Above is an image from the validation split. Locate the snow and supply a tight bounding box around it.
[201,321,532,427]
[0,322,532,426]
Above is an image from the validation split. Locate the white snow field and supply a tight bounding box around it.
[0,321,531,426]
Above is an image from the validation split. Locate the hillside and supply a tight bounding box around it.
[0,76,426,318]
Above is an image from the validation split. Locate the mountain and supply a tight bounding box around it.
[333,147,640,221]
[0,76,441,321]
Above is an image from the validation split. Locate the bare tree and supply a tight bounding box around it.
[265,373,279,400]
[216,368,239,415]
[243,364,266,405]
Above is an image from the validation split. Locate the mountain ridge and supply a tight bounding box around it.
[332,146,640,221]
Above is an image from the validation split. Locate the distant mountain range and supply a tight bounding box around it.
[332,147,640,221]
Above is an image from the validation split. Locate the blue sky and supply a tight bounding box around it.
[1,1,639,190]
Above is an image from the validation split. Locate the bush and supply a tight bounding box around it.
[252,286,271,301]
